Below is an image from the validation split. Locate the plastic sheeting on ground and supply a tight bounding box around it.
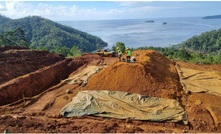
[176,65,221,96]
[63,66,103,86]
[60,90,187,123]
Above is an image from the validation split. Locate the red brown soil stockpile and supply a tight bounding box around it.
[83,50,182,100]
[0,47,65,84]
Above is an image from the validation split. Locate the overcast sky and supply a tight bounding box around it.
[0,1,221,21]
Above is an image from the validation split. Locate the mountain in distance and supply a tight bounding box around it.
[0,15,107,52]
[202,15,221,19]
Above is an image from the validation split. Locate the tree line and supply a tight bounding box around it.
[0,28,82,58]
[136,46,221,64]
[179,28,221,55]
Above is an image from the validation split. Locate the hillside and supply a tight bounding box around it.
[0,15,11,24]
[177,28,221,54]
[0,15,107,52]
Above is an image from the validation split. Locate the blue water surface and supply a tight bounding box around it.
[58,17,221,48]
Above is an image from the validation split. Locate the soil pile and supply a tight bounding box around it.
[83,50,182,100]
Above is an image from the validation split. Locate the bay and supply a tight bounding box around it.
[58,17,221,49]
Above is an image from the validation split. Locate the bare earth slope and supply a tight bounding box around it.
[0,46,65,85]
[0,48,221,133]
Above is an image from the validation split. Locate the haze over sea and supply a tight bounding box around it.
[59,17,221,49]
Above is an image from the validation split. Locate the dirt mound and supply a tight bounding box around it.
[83,50,182,100]
[0,47,65,84]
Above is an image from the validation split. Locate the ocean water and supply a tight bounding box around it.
[58,17,221,49]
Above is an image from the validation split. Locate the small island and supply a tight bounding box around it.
[202,15,221,19]
[145,20,154,23]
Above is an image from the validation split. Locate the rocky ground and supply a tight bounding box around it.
[0,47,221,133]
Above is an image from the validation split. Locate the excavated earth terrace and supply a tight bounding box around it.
[0,47,221,133]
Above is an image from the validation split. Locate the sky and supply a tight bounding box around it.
[0,1,221,21]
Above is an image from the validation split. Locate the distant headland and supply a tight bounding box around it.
[145,20,154,23]
[202,15,221,19]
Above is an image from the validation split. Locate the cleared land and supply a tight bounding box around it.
[0,47,221,133]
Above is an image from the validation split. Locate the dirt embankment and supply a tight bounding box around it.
[0,47,65,85]
[0,47,104,106]
[0,59,72,106]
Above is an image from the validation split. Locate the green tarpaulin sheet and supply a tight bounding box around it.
[176,65,221,96]
[60,90,186,123]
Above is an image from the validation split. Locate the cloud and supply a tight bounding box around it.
[0,3,5,11]
[1,1,35,18]
[118,2,141,7]
[1,1,162,20]
[133,6,159,12]
[0,1,103,20]
[108,2,161,19]
[0,1,207,21]
[107,8,125,14]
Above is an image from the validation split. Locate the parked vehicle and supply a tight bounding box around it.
[96,49,117,57]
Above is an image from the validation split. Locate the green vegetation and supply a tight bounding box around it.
[112,42,126,52]
[137,46,221,64]
[0,15,11,24]
[179,29,221,54]
[0,28,82,57]
[67,46,82,58]
[0,15,107,57]
[0,28,29,47]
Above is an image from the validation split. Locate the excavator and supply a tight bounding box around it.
[95,49,117,57]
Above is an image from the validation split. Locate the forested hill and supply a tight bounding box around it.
[177,28,221,54]
[0,15,107,52]
[0,15,11,24]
